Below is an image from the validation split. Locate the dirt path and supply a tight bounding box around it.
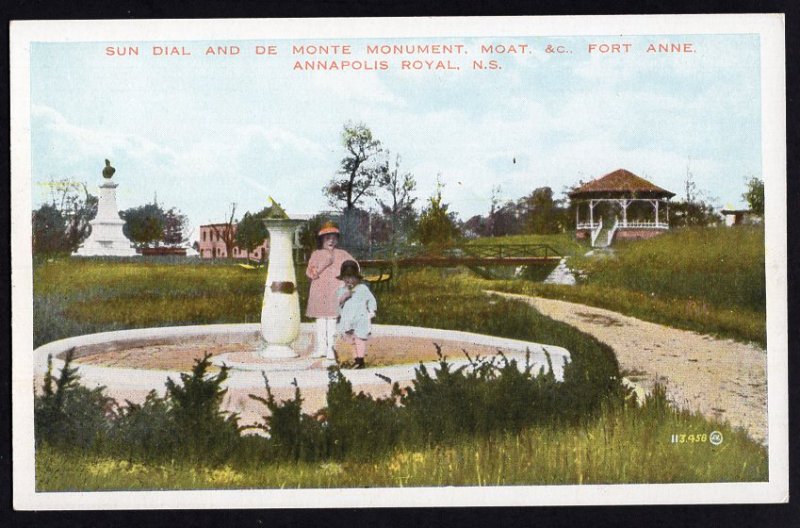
[490,292,768,445]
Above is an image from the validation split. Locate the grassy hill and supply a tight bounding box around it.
[576,226,765,313]
[474,226,766,345]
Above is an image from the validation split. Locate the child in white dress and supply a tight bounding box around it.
[336,260,377,369]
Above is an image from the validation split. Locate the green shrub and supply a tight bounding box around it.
[252,345,625,463]
[163,354,241,463]
[104,354,243,464]
[399,345,613,443]
[324,368,405,461]
[248,376,327,462]
[248,368,404,463]
[33,260,627,468]
[109,390,179,462]
[34,349,116,450]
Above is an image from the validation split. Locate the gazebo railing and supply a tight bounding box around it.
[618,220,669,229]
[607,217,620,246]
[580,220,669,230]
[590,217,603,247]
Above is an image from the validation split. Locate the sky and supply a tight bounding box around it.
[29,33,762,241]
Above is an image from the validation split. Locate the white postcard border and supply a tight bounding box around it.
[10,14,788,509]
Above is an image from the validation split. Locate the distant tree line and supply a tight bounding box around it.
[462,185,570,238]
[32,179,189,256]
[32,180,98,255]
[120,202,189,249]
[667,170,721,228]
[33,133,762,258]
[253,121,574,258]
[742,176,764,216]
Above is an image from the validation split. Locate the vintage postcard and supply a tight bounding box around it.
[11,15,787,509]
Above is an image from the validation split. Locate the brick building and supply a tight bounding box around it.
[197,223,269,260]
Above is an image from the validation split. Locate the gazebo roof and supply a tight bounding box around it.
[569,169,675,199]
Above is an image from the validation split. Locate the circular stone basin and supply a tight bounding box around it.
[34,323,570,427]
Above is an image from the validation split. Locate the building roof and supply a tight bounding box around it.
[569,169,675,199]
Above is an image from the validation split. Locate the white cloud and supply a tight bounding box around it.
[306,70,407,107]
[29,32,760,228]
[30,105,333,230]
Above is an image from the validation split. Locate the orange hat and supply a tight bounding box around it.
[317,221,340,237]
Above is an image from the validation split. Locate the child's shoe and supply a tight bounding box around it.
[353,357,365,369]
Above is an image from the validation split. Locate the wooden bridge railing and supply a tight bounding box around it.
[297,243,561,266]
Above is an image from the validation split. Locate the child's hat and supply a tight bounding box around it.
[317,221,340,237]
[337,260,362,280]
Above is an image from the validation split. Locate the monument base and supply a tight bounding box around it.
[258,344,300,359]
[73,220,138,257]
[72,177,138,257]
[74,244,139,257]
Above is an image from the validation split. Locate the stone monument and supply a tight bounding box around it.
[259,199,306,359]
[73,159,138,257]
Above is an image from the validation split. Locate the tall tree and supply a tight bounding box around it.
[32,204,69,254]
[210,204,238,260]
[487,185,502,237]
[121,203,166,247]
[491,200,522,237]
[743,176,764,216]
[297,213,329,256]
[32,179,97,253]
[325,122,382,211]
[120,202,191,249]
[415,178,460,247]
[235,211,268,261]
[162,207,189,246]
[669,168,721,227]
[521,186,565,234]
[32,179,98,255]
[376,153,418,247]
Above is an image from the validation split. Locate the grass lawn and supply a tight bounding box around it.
[33,258,615,369]
[34,257,271,348]
[31,252,768,489]
[37,391,766,491]
[33,261,619,411]
[469,226,766,346]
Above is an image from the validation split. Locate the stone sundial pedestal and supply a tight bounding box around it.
[74,160,137,257]
[259,218,306,359]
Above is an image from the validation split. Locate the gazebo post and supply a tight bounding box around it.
[621,199,629,227]
[655,200,659,226]
[589,200,594,227]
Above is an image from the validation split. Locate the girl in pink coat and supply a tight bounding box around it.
[305,222,356,360]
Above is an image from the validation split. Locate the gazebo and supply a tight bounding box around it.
[569,169,675,247]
